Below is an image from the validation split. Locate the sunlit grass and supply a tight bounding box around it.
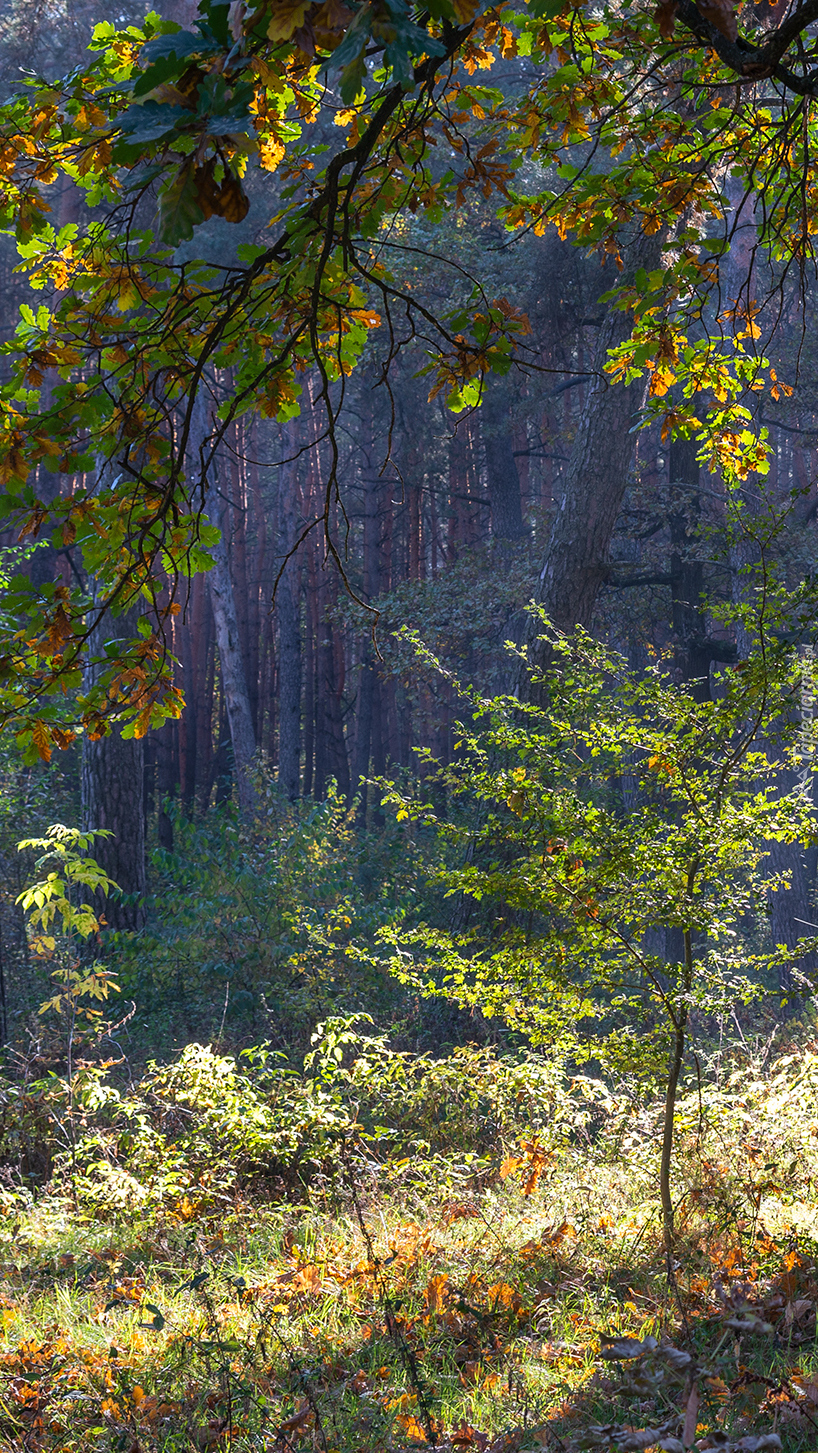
[2,1041,818,1450]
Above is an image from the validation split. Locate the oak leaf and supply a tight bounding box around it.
[697,0,737,39]
[654,2,677,39]
[267,0,313,40]
[31,721,52,762]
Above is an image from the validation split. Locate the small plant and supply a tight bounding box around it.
[16,823,122,1189]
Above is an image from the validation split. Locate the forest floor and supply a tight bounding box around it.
[1,1040,818,1453]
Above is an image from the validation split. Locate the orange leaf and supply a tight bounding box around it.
[425,1273,450,1314]
[31,720,52,762]
[500,1154,523,1180]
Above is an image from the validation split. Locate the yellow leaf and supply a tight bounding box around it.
[260,136,286,171]
[267,0,311,41]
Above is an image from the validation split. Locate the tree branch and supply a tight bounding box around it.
[675,0,818,94]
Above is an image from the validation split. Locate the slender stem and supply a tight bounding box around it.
[660,922,694,1255]
[67,993,78,1211]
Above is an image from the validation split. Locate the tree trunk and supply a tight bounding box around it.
[668,436,709,697]
[314,581,350,800]
[482,382,526,541]
[276,421,302,800]
[530,229,665,653]
[354,446,382,824]
[81,605,146,933]
[189,394,258,819]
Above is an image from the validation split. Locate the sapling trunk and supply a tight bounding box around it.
[660,925,694,1255]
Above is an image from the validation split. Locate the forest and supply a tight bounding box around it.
[2,0,818,1448]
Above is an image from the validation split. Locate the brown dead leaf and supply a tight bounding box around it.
[195,1419,228,1451]
[45,603,73,651]
[548,1220,578,1247]
[488,1432,525,1453]
[696,0,737,39]
[450,1424,488,1449]
[599,1334,658,1360]
[294,1263,324,1296]
[654,0,678,38]
[194,160,250,225]
[347,1369,371,1394]
[277,1404,314,1438]
[784,1297,814,1332]
[788,1373,818,1405]
[440,1200,480,1227]
[683,1382,699,1449]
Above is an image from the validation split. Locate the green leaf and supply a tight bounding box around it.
[158,160,204,244]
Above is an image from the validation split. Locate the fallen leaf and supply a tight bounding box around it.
[599,1335,658,1360]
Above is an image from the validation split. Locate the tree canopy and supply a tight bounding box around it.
[0,0,816,757]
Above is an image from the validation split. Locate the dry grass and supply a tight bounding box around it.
[1,1042,818,1452]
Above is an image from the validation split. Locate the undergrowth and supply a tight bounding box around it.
[1,1025,818,1452]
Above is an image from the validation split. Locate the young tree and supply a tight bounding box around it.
[384,604,818,1252]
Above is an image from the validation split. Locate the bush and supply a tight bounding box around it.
[0,1018,622,1217]
[112,783,426,1061]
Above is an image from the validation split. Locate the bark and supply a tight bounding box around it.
[660,911,694,1256]
[482,383,526,541]
[353,454,382,824]
[276,421,302,800]
[314,578,350,800]
[178,582,198,809]
[81,605,146,933]
[668,436,709,697]
[247,433,265,741]
[530,229,665,651]
[303,545,317,796]
[190,395,258,819]
[766,768,818,992]
[196,595,216,810]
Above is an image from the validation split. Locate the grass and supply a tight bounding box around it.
[2,1038,818,1452]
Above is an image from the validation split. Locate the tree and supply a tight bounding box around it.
[189,390,258,818]
[276,420,303,801]
[384,604,818,1252]
[527,225,665,672]
[81,603,146,931]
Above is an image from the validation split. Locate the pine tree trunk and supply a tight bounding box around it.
[529,229,665,659]
[314,580,350,800]
[482,383,525,541]
[354,453,382,824]
[189,395,258,819]
[668,436,709,696]
[276,420,302,799]
[81,605,146,932]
